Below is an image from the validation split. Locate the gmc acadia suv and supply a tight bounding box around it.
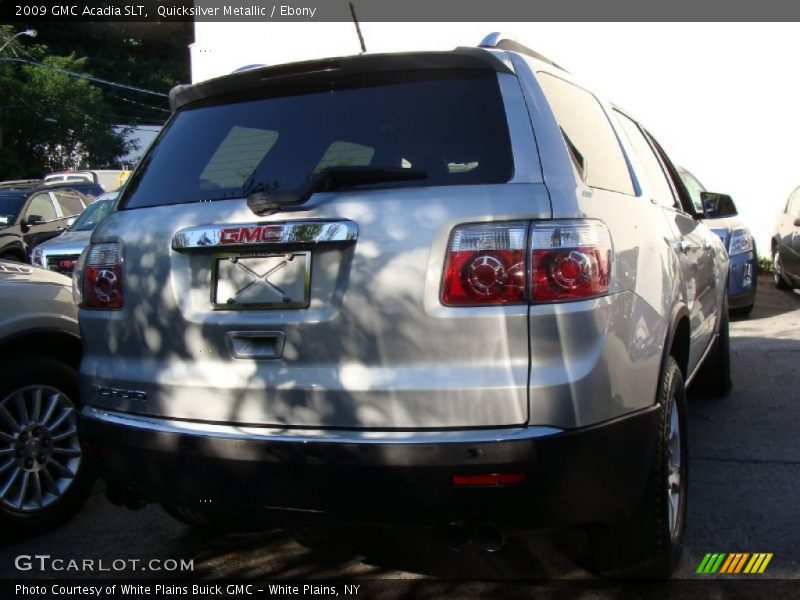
[76,34,730,578]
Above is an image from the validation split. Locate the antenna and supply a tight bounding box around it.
[349,2,367,54]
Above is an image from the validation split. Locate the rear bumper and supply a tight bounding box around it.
[79,404,659,528]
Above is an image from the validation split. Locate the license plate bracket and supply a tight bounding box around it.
[211,251,310,310]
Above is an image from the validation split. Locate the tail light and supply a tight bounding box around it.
[442,220,611,306]
[442,222,528,305]
[73,243,123,309]
[530,221,612,302]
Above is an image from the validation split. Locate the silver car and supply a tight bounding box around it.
[0,261,94,534]
[76,34,730,577]
[31,192,118,277]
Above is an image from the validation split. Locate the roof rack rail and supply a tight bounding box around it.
[479,32,569,72]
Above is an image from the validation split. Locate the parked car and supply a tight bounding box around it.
[772,186,800,290]
[46,181,105,200]
[76,34,730,578]
[0,179,40,190]
[0,185,91,262]
[31,192,119,277]
[678,167,757,316]
[0,260,94,534]
[44,170,130,193]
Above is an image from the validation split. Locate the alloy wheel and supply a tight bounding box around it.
[0,385,81,512]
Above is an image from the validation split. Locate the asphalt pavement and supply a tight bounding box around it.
[1,275,798,584]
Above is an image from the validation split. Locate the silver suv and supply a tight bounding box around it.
[77,35,730,577]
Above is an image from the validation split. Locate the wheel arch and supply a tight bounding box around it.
[662,304,690,382]
[0,328,82,370]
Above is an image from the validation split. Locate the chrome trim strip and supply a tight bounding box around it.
[172,220,358,251]
[81,406,562,445]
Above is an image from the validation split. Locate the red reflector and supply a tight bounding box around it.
[452,473,526,486]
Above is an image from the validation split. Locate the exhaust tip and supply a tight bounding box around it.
[443,521,472,552]
[473,522,505,552]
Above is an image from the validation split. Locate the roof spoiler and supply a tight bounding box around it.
[169,48,513,112]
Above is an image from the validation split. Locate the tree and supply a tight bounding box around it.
[0,26,133,177]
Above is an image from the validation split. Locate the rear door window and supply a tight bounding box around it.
[24,193,58,222]
[614,111,679,210]
[121,72,514,209]
[537,73,634,195]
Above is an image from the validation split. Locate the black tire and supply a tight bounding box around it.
[162,504,266,532]
[693,295,732,397]
[162,505,220,529]
[773,250,791,290]
[731,303,754,318]
[587,356,688,579]
[0,357,96,535]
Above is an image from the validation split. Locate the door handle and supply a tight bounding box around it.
[674,240,695,254]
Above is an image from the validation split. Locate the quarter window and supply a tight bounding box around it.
[537,73,634,195]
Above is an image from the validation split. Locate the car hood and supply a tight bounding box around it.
[0,260,72,287]
[37,230,91,254]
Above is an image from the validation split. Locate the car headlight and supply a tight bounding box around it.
[729,228,753,256]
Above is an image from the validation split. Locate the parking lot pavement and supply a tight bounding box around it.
[1,275,798,582]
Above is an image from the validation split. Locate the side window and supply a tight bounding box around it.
[53,190,86,217]
[24,193,58,222]
[614,111,679,210]
[678,171,706,213]
[788,189,800,217]
[644,131,698,215]
[537,73,634,195]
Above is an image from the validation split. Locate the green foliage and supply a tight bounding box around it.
[0,23,190,179]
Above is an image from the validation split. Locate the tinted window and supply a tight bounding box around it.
[69,198,115,231]
[537,73,634,195]
[122,73,513,209]
[24,193,58,222]
[0,195,25,224]
[614,111,678,210]
[53,190,85,217]
[678,170,706,213]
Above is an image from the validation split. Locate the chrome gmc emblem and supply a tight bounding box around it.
[172,220,358,250]
[220,225,282,244]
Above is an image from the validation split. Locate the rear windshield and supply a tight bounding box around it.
[121,72,513,209]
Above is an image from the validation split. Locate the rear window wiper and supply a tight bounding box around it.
[246,166,428,215]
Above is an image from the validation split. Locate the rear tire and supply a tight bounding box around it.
[162,505,220,529]
[586,356,688,579]
[773,250,791,290]
[162,504,269,532]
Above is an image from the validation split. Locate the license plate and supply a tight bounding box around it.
[211,251,310,310]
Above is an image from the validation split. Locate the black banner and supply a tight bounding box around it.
[2,0,800,22]
[3,579,800,599]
